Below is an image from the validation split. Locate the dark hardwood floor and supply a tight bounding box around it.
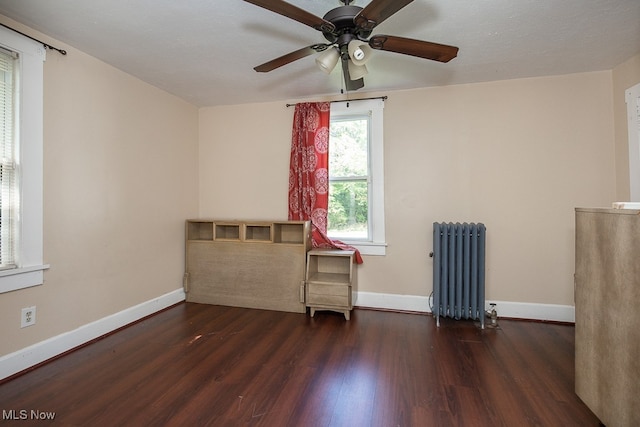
[0,302,599,426]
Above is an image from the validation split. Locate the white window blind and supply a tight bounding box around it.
[0,47,17,269]
[626,83,640,201]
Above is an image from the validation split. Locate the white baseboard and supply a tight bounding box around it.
[355,291,575,323]
[486,300,575,323]
[355,291,432,313]
[0,288,186,381]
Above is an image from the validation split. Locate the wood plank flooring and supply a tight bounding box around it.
[0,302,600,426]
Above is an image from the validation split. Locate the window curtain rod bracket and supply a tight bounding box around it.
[286,95,387,108]
[0,23,67,55]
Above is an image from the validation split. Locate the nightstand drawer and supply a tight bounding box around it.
[307,283,349,297]
[307,293,349,307]
[307,283,350,306]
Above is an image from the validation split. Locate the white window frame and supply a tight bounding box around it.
[626,83,640,202]
[329,99,386,256]
[0,26,48,293]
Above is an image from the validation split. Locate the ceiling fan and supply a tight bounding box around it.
[243,0,459,91]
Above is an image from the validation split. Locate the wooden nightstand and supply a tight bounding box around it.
[305,249,357,320]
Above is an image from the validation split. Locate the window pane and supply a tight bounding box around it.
[328,99,384,254]
[328,180,368,239]
[329,118,368,177]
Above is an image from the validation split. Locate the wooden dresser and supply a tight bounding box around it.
[574,207,640,427]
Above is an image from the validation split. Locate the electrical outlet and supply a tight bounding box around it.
[21,306,36,328]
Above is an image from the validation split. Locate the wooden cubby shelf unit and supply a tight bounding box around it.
[185,220,311,314]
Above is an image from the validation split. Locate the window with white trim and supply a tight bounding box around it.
[0,26,48,293]
[328,99,386,255]
[626,82,640,202]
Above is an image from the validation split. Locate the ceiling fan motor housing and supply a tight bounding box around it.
[321,5,372,44]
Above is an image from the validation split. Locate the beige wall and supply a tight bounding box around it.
[613,53,640,201]
[199,71,616,307]
[0,22,199,356]
[198,103,293,219]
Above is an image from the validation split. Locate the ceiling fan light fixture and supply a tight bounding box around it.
[347,60,368,80]
[347,40,373,66]
[315,47,340,74]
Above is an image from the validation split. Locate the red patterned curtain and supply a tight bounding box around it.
[288,102,363,263]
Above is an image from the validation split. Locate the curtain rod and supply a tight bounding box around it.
[286,95,387,107]
[0,22,67,55]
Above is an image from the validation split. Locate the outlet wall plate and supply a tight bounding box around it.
[21,306,36,328]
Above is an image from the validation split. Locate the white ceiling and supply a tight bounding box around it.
[0,0,638,107]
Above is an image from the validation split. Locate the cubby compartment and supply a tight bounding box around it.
[306,252,351,284]
[214,223,241,241]
[273,222,306,244]
[187,221,214,241]
[244,223,273,242]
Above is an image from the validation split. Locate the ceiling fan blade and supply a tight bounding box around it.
[243,0,335,33]
[355,0,414,31]
[369,35,459,63]
[341,57,364,91]
[254,45,329,72]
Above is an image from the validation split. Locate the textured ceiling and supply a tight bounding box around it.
[0,0,638,107]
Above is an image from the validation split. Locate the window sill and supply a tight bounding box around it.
[0,264,50,294]
[342,241,387,256]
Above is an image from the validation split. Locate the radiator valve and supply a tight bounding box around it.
[489,303,498,326]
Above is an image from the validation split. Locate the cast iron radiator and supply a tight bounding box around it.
[432,222,486,328]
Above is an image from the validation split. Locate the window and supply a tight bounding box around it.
[626,82,640,201]
[328,99,386,255]
[0,26,47,293]
[328,115,368,238]
[0,47,17,269]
